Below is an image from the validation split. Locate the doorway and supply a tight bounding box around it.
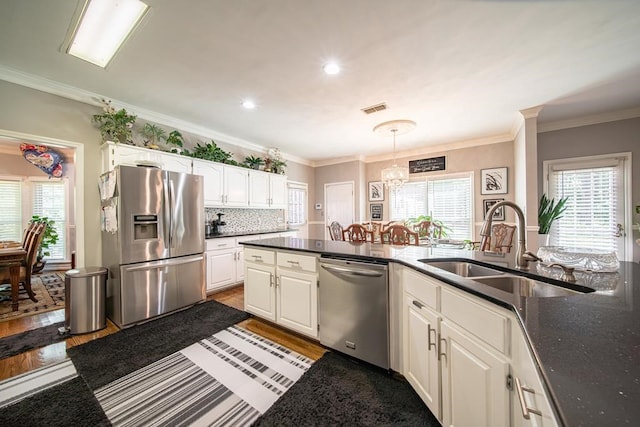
[324,181,355,239]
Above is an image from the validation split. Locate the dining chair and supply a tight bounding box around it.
[327,221,345,241]
[413,220,443,240]
[362,221,383,242]
[0,222,46,303]
[380,224,420,246]
[472,223,516,253]
[342,224,374,243]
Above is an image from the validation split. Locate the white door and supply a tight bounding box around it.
[324,181,355,239]
[545,153,631,260]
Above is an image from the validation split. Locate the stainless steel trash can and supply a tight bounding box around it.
[64,267,108,334]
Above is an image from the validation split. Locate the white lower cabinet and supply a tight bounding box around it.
[244,247,318,338]
[400,265,557,427]
[206,238,240,292]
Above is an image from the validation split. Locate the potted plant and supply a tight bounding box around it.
[538,194,568,246]
[140,123,166,149]
[92,99,137,144]
[271,159,287,174]
[164,130,185,153]
[183,140,234,163]
[30,215,59,273]
[244,155,264,170]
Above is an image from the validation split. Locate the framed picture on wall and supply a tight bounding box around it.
[483,198,505,221]
[370,203,383,220]
[368,181,384,201]
[481,167,508,195]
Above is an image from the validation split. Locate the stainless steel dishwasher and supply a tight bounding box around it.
[318,256,389,369]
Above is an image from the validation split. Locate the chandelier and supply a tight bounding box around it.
[374,119,416,188]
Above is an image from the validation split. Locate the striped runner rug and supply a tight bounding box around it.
[95,325,314,426]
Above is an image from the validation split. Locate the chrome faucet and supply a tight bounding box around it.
[480,200,539,270]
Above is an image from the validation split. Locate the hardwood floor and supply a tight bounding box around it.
[0,284,325,382]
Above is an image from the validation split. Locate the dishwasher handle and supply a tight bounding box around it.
[320,264,385,277]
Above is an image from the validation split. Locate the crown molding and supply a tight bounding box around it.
[520,105,544,119]
[538,106,640,133]
[0,65,313,166]
[311,155,366,168]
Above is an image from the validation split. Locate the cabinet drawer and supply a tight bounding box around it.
[206,237,236,251]
[244,247,275,265]
[403,267,439,310]
[441,288,509,354]
[277,251,317,273]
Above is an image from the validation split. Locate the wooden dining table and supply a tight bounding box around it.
[0,244,27,311]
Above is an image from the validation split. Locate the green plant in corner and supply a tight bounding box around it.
[538,194,568,235]
[271,159,287,174]
[30,215,59,272]
[92,99,137,144]
[244,155,265,169]
[140,123,166,149]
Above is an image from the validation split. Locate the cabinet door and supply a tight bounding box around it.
[269,174,288,208]
[403,294,441,420]
[277,269,318,338]
[244,262,276,321]
[236,248,244,282]
[224,166,249,207]
[248,170,270,208]
[206,248,236,292]
[102,142,162,172]
[161,153,192,174]
[193,160,224,206]
[440,320,510,427]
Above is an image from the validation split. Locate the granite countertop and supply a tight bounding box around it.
[241,237,639,426]
[205,228,296,239]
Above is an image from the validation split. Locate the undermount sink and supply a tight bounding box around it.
[420,260,505,277]
[472,276,581,298]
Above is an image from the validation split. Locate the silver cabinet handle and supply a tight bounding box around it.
[515,377,542,419]
[252,255,263,262]
[438,334,447,362]
[412,300,424,309]
[275,276,279,288]
[287,260,300,266]
[427,324,437,352]
[269,272,273,288]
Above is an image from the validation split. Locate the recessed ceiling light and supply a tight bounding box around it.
[323,62,340,75]
[242,100,256,109]
[67,0,149,68]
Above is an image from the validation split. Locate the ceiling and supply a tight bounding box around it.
[1,0,639,164]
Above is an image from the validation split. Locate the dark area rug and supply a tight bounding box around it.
[254,352,440,427]
[0,377,109,427]
[0,321,65,360]
[67,300,249,390]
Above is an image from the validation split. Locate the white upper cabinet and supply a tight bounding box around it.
[224,165,249,207]
[192,159,224,206]
[249,170,287,209]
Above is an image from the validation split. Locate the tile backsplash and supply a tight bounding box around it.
[205,208,285,233]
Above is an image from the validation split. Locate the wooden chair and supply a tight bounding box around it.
[413,220,443,240]
[380,224,420,246]
[342,224,374,243]
[473,223,516,253]
[0,222,46,302]
[327,221,344,241]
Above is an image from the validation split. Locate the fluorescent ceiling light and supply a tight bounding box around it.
[67,0,149,68]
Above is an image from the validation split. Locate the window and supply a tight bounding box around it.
[32,180,66,260]
[547,156,626,257]
[390,173,473,240]
[287,182,307,226]
[0,179,22,241]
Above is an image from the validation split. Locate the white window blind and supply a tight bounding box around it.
[287,184,307,226]
[32,181,66,260]
[0,179,22,241]
[390,174,472,240]
[549,164,618,254]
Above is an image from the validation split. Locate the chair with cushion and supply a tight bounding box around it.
[380,224,420,246]
[327,221,345,241]
[342,224,374,243]
[0,222,46,302]
[475,223,516,253]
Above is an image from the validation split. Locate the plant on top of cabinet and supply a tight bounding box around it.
[92,99,137,144]
[244,155,265,170]
[164,130,185,153]
[140,123,166,149]
[184,140,235,164]
[271,158,287,174]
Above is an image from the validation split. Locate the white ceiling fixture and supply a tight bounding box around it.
[323,62,340,75]
[66,0,149,68]
[242,100,256,109]
[375,119,416,188]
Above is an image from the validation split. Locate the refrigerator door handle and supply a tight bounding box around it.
[163,173,173,250]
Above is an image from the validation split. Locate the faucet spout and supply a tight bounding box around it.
[480,200,533,270]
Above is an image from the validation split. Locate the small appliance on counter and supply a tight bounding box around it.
[207,213,226,236]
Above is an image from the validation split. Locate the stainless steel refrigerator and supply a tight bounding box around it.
[102,165,205,328]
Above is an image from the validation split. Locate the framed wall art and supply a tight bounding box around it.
[483,198,505,221]
[368,181,384,202]
[481,167,507,195]
[370,203,383,220]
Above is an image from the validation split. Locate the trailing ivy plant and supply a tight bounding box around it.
[538,194,569,234]
[183,140,234,163]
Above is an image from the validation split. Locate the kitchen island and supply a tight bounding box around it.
[241,237,639,427]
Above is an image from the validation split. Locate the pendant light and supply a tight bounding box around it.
[374,119,416,188]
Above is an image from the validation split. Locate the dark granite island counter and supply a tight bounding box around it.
[241,237,640,427]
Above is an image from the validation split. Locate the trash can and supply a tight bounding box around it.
[64,267,108,334]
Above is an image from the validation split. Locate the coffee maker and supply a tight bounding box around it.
[207,213,226,235]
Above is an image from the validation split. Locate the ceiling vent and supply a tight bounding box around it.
[361,103,387,115]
